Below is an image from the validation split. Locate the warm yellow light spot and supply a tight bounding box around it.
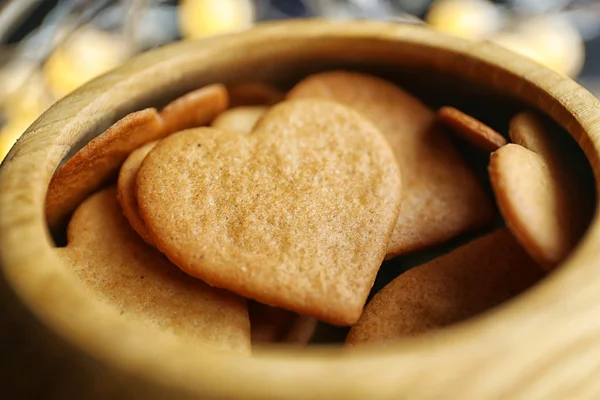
[426,0,503,40]
[179,0,255,40]
[3,70,52,121]
[44,27,131,98]
[491,15,585,78]
[0,59,38,102]
[0,70,54,162]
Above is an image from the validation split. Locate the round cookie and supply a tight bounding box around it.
[46,83,229,234]
[160,83,229,134]
[438,106,507,152]
[346,228,543,345]
[56,187,251,352]
[136,99,402,326]
[288,71,495,258]
[211,106,268,134]
[45,108,164,233]
[489,111,593,270]
[489,143,589,270]
[117,140,159,245]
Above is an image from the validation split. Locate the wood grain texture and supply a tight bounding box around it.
[1,19,600,400]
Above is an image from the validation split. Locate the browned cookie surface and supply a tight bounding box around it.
[490,144,589,270]
[56,187,251,352]
[160,83,229,133]
[488,111,593,270]
[288,71,494,258]
[46,84,229,235]
[45,108,164,232]
[438,106,507,152]
[346,229,543,345]
[137,99,402,326]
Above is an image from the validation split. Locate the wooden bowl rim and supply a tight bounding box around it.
[1,19,600,399]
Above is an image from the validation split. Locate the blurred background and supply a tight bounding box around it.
[0,0,599,161]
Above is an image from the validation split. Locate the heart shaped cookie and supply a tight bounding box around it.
[346,228,543,345]
[136,99,402,325]
[119,105,264,245]
[56,187,250,352]
[287,71,495,258]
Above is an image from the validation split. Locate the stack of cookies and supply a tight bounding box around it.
[45,71,594,352]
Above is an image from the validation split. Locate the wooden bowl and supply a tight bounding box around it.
[1,20,599,399]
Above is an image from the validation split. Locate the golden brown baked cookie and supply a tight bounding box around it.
[438,106,507,152]
[490,111,593,270]
[56,187,251,352]
[211,106,268,134]
[160,83,229,133]
[117,140,158,245]
[489,139,591,270]
[45,108,164,232]
[118,106,263,245]
[287,71,494,258]
[46,84,228,234]
[136,99,402,326]
[346,228,543,345]
[227,82,284,107]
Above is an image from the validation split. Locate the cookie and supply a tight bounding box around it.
[249,302,316,345]
[211,106,268,134]
[56,187,250,352]
[489,141,590,270]
[495,111,592,269]
[45,108,164,232]
[346,228,543,345]
[287,71,494,258]
[227,82,284,107]
[117,140,159,245]
[160,83,229,134]
[438,106,507,152]
[136,99,402,326]
[46,84,228,234]
[117,105,266,245]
